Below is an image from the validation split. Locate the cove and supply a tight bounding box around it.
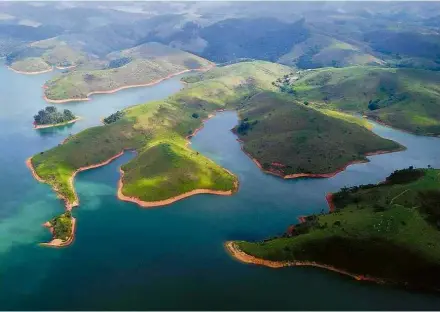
[1,65,440,309]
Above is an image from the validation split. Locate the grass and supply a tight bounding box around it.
[9,38,87,73]
[287,66,440,135]
[32,61,405,206]
[236,168,440,291]
[31,61,291,204]
[10,57,51,72]
[319,109,372,129]
[277,34,383,69]
[121,142,235,201]
[44,42,213,101]
[234,92,401,176]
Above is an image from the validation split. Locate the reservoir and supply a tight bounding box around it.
[1,64,440,310]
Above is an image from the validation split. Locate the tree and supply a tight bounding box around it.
[63,109,75,120]
[46,106,56,113]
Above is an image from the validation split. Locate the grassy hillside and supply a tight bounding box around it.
[9,57,51,73]
[278,34,383,69]
[7,37,87,72]
[234,168,440,291]
[234,92,401,176]
[31,61,292,206]
[44,42,213,101]
[31,37,87,67]
[283,66,440,135]
[31,61,402,208]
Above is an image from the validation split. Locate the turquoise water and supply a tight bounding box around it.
[1,64,440,310]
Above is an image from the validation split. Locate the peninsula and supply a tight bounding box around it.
[233,92,403,178]
[6,37,86,75]
[227,167,440,292]
[275,67,440,136]
[43,42,215,103]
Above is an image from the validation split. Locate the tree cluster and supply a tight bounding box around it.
[235,118,258,135]
[107,57,132,69]
[33,106,76,125]
[51,211,72,241]
[103,110,124,124]
[386,166,424,184]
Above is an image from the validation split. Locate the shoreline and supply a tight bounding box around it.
[325,193,336,212]
[117,168,238,208]
[26,107,237,211]
[27,109,238,210]
[33,117,80,129]
[26,150,127,210]
[43,64,215,104]
[8,63,77,75]
[118,112,239,207]
[224,241,383,284]
[8,65,53,75]
[365,115,440,138]
[40,217,76,248]
[239,143,405,180]
[55,65,76,70]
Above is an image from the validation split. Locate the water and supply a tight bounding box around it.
[1,64,440,310]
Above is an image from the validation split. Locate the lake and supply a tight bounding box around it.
[1,64,440,310]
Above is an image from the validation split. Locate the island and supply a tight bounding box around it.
[227,167,440,292]
[40,211,76,247]
[27,60,404,246]
[33,106,79,129]
[275,66,440,136]
[43,42,215,103]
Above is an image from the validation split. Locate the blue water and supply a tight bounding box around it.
[1,64,440,310]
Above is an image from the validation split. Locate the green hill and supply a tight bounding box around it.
[234,92,401,176]
[283,66,440,135]
[30,61,292,207]
[44,42,214,102]
[232,168,440,292]
[7,37,87,73]
[278,34,383,69]
[30,61,401,210]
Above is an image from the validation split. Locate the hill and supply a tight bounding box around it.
[278,34,383,69]
[229,168,440,292]
[233,92,401,177]
[281,66,440,135]
[43,42,214,103]
[6,37,87,73]
[29,61,401,212]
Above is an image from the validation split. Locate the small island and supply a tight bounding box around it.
[33,106,79,129]
[227,167,440,292]
[40,211,76,248]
